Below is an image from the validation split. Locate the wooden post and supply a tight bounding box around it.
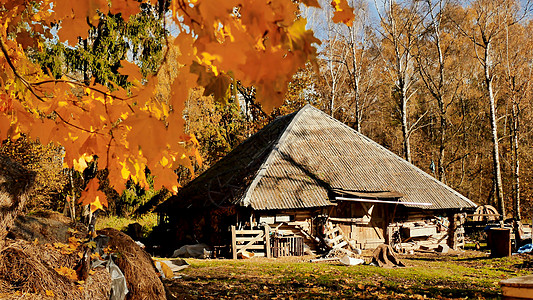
[447,214,455,249]
[264,224,271,258]
[231,225,237,259]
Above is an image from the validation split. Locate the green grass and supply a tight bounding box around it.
[95,213,158,237]
[165,252,533,299]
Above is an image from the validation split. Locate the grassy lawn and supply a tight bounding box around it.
[95,213,158,237]
[164,251,533,299]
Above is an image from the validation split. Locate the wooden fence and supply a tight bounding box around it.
[270,236,304,257]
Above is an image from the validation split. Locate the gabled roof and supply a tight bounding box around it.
[159,105,476,212]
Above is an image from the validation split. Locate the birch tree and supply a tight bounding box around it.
[336,0,379,132]
[413,0,473,182]
[376,0,423,162]
[499,18,533,220]
[456,0,528,217]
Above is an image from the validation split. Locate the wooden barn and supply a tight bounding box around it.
[156,105,477,258]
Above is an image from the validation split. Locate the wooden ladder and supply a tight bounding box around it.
[323,224,354,256]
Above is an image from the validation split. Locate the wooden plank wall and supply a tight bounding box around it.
[329,203,387,249]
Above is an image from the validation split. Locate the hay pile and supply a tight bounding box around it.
[8,211,86,243]
[0,213,166,299]
[0,155,35,246]
[0,212,111,298]
[0,151,166,299]
[98,228,166,300]
[0,237,111,299]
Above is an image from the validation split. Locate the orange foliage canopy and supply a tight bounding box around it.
[0,0,354,211]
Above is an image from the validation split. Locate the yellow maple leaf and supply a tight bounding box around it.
[73,153,93,173]
[45,290,54,296]
[90,196,105,213]
[90,252,102,260]
[159,261,174,279]
[55,266,78,281]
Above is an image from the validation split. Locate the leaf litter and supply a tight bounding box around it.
[165,251,533,299]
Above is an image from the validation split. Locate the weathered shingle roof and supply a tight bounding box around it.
[159,105,476,212]
[157,111,297,211]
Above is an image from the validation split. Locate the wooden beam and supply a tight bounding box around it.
[328,217,370,224]
[235,230,264,235]
[231,225,237,259]
[238,232,265,253]
[236,244,265,250]
[336,197,432,206]
[264,225,271,258]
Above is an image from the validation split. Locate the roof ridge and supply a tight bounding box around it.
[308,106,476,208]
[240,105,313,207]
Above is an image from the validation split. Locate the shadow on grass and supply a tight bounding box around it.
[383,282,500,299]
[513,259,533,270]
[167,274,501,300]
[402,255,489,263]
[454,256,491,262]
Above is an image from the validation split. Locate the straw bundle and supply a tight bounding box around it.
[98,228,166,300]
[0,155,35,245]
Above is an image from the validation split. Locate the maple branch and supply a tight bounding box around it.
[1,37,132,107]
[0,37,45,102]
[55,112,105,135]
[177,0,201,26]
[32,79,131,102]
[105,134,114,170]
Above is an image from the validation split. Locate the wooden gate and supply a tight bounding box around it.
[231,225,271,259]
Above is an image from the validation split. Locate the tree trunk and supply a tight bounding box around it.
[400,85,411,163]
[64,168,76,219]
[437,113,446,181]
[511,104,521,220]
[485,44,505,218]
[435,24,446,182]
[350,28,361,133]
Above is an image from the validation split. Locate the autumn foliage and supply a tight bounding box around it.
[0,0,354,211]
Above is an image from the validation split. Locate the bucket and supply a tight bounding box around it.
[488,228,511,257]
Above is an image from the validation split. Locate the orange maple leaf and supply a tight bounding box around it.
[152,164,180,192]
[123,114,167,168]
[302,0,321,7]
[331,0,355,26]
[118,60,142,83]
[79,179,107,211]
